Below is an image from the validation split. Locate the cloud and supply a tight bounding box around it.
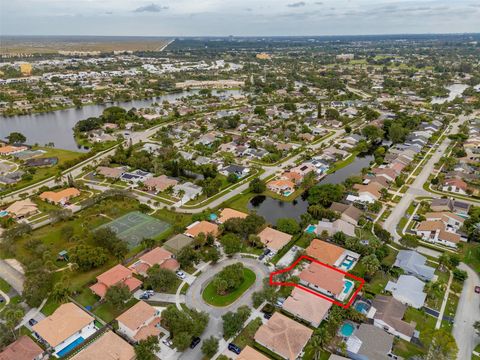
[314,2,323,5]
[287,2,306,8]
[133,3,168,13]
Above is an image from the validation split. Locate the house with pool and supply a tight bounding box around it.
[305,239,360,271]
[298,261,355,302]
[32,302,97,358]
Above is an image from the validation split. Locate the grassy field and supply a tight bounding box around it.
[202,268,256,307]
[232,317,263,347]
[0,147,83,195]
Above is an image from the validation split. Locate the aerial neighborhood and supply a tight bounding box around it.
[0,34,479,360]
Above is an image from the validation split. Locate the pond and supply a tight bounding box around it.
[319,154,374,185]
[248,194,309,226]
[0,89,242,151]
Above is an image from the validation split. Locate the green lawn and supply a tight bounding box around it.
[42,297,61,316]
[0,278,12,293]
[202,268,256,307]
[463,243,480,273]
[232,317,263,347]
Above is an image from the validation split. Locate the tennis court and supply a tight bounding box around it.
[98,211,171,248]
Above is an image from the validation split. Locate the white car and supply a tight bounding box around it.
[176,271,186,279]
[162,339,173,347]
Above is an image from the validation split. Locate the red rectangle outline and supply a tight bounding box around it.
[269,254,365,309]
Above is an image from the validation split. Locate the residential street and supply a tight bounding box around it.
[453,263,480,360]
[0,259,24,294]
[181,256,270,360]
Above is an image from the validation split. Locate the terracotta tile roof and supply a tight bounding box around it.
[39,187,80,204]
[254,312,312,360]
[416,220,444,231]
[299,262,345,295]
[305,239,345,266]
[0,336,43,360]
[139,247,175,267]
[372,167,397,180]
[444,178,467,190]
[281,171,303,184]
[0,146,27,154]
[257,227,292,252]
[218,208,248,223]
[267,179,295,190]
[5,199,38,218]
[90,264,142,298]
[144,175,178,192]
[353,182,382,199]
[282,287,332,325]
[237,346,270,360]
[438,230,461,244]
[70,331,135,360]
[116,301,160,335]
[184,221,219,238]
[32,303,94,348]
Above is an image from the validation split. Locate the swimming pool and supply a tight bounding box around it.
[341,258,355,270]
[283,191,292,196]
[56,337,85,357]
[209,213,218,221]
[0,210,8,217]
[305,224,316,234]
[343,280,354,294]
[354,301,370,314]
[339,322,355,337]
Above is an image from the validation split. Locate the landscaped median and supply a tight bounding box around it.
[202,263,256,307]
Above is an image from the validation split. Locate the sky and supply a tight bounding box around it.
[1,0,480,36]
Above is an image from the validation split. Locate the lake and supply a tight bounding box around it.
[319,154,374,184]
[248,154,374,224]
[248,194,309,225]
[0,89,242,151]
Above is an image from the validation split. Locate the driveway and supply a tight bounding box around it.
[133,290,185,304]
[181,256,270,360]
[452,263,480,360]
[0,259,25,294]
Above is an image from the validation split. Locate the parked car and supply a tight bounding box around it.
[475,286,480,294]
[28,319,38,326]
[263,312,273,320]
[258,254,266,261]
[228,343,242,354]
[162,338,173,347]
[190,337,201,349]
[275,297,286,307]
[176,271,186,280]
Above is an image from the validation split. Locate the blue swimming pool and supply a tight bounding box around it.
[341,258,355,270]
[209,213,218,221]
[0,210,8,217]
[343,280,354,294]
[56,337,85,357]
[340,323,355,337]
[354,301,370,314]
[305,224,316,234]
[284,191,292,196]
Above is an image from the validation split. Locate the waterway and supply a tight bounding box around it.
[249,154,374,224]
[0,89,242,151]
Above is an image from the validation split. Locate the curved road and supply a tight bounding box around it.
[181,256,270,360]
[453,263,480,360]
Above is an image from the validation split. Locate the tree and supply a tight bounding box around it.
[201,336,219,358]
[135,335,160,360]
[361,125,384,143]
[0,323,15,351]
[452,269,467,282]
[307,184,345,207]
[7,132,26,144]
[276,218,300,235]
[249,178,266,193]
[220,233,242,255]
[426,329,458,360]
[360,254,380,277]
[227,173,238,184]
[325,108,339,120]
[317,103,322,119]
[146,266,177,292]
[177,246,199,268]
[212,263,245,295]
[105,284,131,310]
[1,303,24,340]
[222,305,251,338]
[69,244,108,271]
[388,123,408,143]
[474,321,480,336]
[399,234,419,248]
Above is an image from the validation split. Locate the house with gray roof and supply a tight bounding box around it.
[370,295,416,342]
[394,250,435,282]
[346,324,394,360]
[385,275,426,309]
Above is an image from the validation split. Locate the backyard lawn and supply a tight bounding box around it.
[232,317,263,347]
[202,268,256,307]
